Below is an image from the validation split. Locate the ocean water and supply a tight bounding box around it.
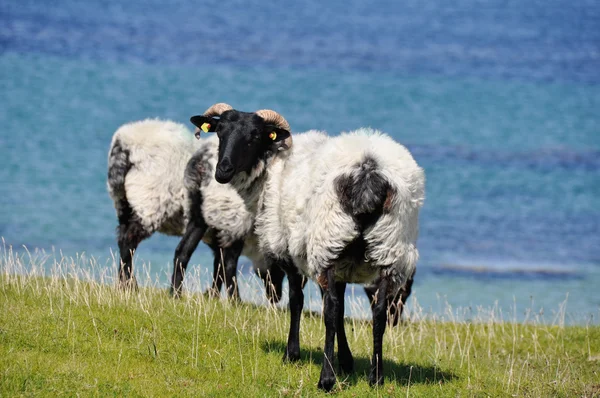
[1,0,599,323]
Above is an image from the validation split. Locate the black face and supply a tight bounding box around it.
[190,110,291,184]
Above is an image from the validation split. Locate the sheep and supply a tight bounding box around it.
[190,105,415,324]
[106,109,285,301]
[106,108,410,313]
[190,104,424,391]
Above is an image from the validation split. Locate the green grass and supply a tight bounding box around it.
[1,248,599,397]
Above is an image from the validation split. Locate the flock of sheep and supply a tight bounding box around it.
[107,103,425,391]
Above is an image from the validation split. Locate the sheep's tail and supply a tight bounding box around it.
[107,138,133,224]
[335,155,392,232]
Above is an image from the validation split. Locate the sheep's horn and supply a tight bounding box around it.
[203,103,233,117]
[255,109,291,132]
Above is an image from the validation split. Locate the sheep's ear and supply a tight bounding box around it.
[265,126,292,151]
[190,115,219,138]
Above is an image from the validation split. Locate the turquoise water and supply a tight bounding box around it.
[1,0,599,323]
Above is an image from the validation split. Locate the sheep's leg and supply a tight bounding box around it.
[385,272,415,327]
[365,273,414,327]
[318,267,338,392]
[117,216,149,290]
[171,222,206,298]
[386,290,402,327]
[280,259,304,363]
[260,264,285,304]
[397,272,414,320]
[117,238,137,286]
[335,282,354,374]
[223,240,244,301]
[368,284,401,327]
[366,283,399,327]
[208,245,224,298]
[316,282,352,372]
[364,285,375,307]
[369,276,389,387]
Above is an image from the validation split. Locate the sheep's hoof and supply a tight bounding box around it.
[368,371,384,387]
[317,375,336,392]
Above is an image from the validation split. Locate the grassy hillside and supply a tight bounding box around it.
[1,252,599,397]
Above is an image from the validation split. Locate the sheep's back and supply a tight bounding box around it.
[256,131,328,262]
[265,129,424,285]
[110,119,196,234]
[343,129,424,281]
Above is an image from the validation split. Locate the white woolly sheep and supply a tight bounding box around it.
[107,111,284,300]
[190,104,424,391]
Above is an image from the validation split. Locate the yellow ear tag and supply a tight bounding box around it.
[269,131,277,141]
[201,123,211,133]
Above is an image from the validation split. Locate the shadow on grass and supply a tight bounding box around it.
[261,339,457,386]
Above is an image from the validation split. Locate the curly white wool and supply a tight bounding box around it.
[107,118,263,265]
[253,128,424,291]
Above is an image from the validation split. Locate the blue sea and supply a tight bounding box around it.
[1,0,599,323]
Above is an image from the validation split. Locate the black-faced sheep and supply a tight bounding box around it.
[107,106,285,301]
[190,105,424,391]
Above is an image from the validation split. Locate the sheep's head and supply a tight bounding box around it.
[190,105,292,184]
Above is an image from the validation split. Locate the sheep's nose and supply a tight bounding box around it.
[218,160,234,175]
[215,159,235,183]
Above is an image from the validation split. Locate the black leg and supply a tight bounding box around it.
[280,259,304,363]
[364,285,375,306]
[117,216,149,290]
[335,282,354,374]
[171,222,206,298]
[117,238,136,284]
[259,263,285,304]
[318,268,338,392]
[386,271,415,326]
[398,272,414,319]
[366,278,409,328]
[318,282,353,373]
[208,245,224,298]
[367,284,396,326]
[386,290,402,328]
[223,240,244,301]
[369,276,389,387]
[301,275,308,290]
